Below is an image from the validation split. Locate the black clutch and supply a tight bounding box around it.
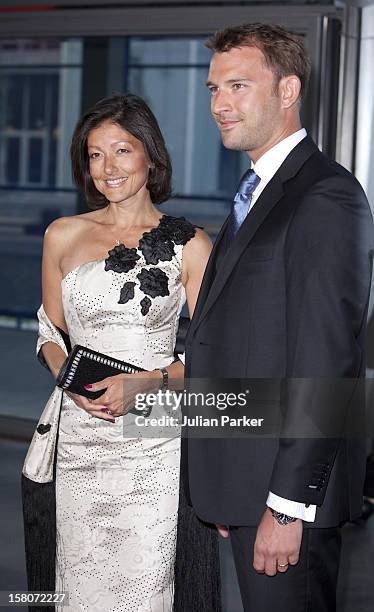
[56,344,146,402]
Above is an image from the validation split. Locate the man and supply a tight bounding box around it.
[183,23,373,611]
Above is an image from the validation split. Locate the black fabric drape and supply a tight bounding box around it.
[174,475,221,611]
[22,476,56,612]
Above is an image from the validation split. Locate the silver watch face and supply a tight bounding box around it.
[271,510,297,525]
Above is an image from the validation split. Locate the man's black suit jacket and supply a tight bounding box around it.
[183,136,373,528]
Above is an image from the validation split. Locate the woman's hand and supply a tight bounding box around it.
[84,370,162,418]
[65,390,116,422]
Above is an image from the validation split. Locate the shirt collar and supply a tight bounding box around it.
[251,128,307,183]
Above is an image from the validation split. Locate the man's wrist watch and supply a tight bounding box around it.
[270,508,297,526]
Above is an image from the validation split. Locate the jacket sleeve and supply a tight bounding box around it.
[269,174,373,506]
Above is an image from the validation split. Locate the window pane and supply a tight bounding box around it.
[129,37,211,66]
[2,75,24,129]
[28,75,47,130]
[28,138,43,183]
[5,138,20,184]
[128,66,240,198]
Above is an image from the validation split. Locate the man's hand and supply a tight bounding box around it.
[253,508,303,576]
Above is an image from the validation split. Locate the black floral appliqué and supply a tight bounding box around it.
[138,231,175,265]
[118,281,136,305]
[137,215,196,265]
[140,296,152,316]
[137,267,170,298]
[159,215,196,245]
[105,216,196,314]
[105,244,140,274]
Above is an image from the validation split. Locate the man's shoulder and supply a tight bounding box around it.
[280,142,372,246]
[292,145,368,209]
[305,145,362,189]
[280,135,363,199]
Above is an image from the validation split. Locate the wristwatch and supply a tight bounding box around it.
[270,508,297,526]
[159,367,169,392]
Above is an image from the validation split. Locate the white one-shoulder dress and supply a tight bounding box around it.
[55,215,196,612]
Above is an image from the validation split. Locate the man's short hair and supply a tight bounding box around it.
[206,23,311,99]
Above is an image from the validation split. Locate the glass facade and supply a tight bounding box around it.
[0,38,82,330]
[0,38,83,417]
[127,37,244,203]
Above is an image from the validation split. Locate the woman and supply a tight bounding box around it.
[23,93,214,611]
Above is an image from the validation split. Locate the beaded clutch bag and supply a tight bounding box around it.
[56,344,145,401]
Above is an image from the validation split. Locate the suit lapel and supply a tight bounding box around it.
[194,175,284,330]
[192,135,319,334]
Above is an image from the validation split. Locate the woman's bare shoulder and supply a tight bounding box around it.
[184,227,212,256]
[181,226,212,281]
[44,210,103,244]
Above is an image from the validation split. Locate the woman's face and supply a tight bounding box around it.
[87,120,151,205]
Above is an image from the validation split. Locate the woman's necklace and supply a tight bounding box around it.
[108,228,123,247]
[104,207,128,247]
[104,206,162,248]
[112,235,122,247]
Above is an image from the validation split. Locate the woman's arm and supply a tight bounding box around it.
[41,218,116,422]
[40,219,70,378]
[143,227,212,382]
[182,228,212,318]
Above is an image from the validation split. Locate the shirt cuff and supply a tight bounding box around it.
[178,352,185,365]
[267,491,317,522]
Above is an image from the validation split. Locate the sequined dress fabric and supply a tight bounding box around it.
[55,216,195,612]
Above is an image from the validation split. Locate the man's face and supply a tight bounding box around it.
[207,46,283,156]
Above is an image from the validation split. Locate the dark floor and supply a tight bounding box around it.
[1,439,374,611]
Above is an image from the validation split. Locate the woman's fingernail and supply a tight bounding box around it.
[84,384,93,389]
[100,407,108,413]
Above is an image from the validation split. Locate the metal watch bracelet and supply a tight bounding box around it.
[270,508,297,526]
[159,367,169,391]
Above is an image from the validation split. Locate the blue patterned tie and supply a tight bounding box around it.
[229,169,261,239]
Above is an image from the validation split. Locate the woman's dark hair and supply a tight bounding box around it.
[206,23,311,100]
[71,93,172,208]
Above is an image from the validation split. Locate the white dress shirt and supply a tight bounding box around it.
[249,128,307,210]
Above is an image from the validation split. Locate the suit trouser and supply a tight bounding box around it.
[229,525,341,612]
[364,446,374,497]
